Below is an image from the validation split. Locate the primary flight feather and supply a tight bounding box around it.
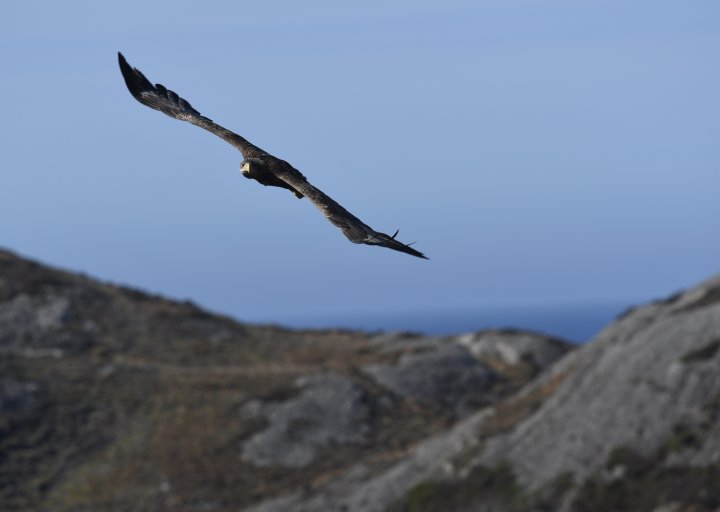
[118,52,427,259]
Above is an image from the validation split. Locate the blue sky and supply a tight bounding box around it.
[2,1,719,328]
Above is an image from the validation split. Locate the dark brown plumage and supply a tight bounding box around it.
[118,52,427,259]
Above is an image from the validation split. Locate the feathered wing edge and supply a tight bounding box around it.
[118,52,201,118]
[275,166,428,259]
[117,52,253,154]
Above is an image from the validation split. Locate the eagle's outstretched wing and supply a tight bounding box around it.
[274,165,428,259]
[118,52,257,157]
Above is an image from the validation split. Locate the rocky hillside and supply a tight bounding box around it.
[247,275,720,512]
[4,247,718,512]
[0,249,570,512]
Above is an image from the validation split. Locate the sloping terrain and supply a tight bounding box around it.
[249,274,720,512]
[0,249,571,512]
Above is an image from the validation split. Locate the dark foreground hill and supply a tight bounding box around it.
[0,249,569,512]
[2,249,719,512]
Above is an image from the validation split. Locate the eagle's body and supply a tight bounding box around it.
[118,53,426,259]
[241,159,304,198]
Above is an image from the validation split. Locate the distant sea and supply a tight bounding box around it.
[280,302,634,344]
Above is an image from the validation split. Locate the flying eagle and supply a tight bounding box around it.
[118,53,427,259]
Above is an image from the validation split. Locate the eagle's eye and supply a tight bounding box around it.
[241,162,251,174]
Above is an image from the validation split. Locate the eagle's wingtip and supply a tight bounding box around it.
[118,52,132,74]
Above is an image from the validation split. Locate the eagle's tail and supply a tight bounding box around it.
[365,230,428,259]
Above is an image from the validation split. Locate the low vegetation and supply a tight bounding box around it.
[574,446,720,512]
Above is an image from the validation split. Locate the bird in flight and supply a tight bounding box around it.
[118,53,427,259]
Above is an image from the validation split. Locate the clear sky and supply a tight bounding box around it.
[2,1,719,328]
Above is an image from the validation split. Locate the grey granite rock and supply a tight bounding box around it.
[363,343,497,417]
[455,329,570,369]
[0,293,70,347]
[475,275,720,489]
[240,373,371,468]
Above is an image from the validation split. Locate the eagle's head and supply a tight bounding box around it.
[240,159,264,179]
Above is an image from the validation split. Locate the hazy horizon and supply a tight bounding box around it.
[4,244,643,342]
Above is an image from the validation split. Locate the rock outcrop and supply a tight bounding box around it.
[249,275,720,512]
[241,373,372,468]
